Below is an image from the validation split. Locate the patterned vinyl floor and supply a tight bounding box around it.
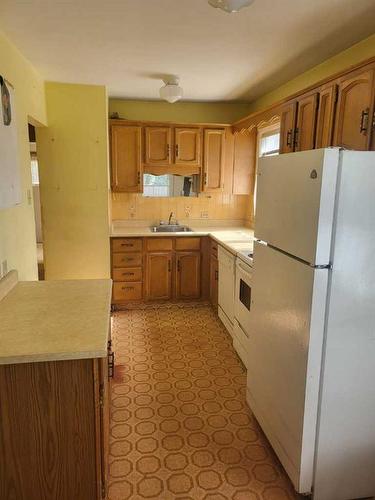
[109,304,300,500]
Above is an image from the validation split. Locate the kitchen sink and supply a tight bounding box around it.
[151,225,193,233]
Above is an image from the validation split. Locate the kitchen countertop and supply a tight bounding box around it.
[111,221,255,257]
[0,278,112,365]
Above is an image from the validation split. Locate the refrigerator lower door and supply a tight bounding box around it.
[246,242,328,494]
[255,148,339,265]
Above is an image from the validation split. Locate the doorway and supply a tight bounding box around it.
[28,123,44,280]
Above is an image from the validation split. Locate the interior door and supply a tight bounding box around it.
[255,148,339,265]
[202,129,225,191]
[146,253,172,300]
[333,67,375,150]
[110,125,142,192]
[279,101,297,153]
[175,128,201,166]
[247,242,328,494]
[145,127,172,165]
[294,93,319,151]
[176,252,201,299]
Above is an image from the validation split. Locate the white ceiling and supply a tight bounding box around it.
[1,0,375,102]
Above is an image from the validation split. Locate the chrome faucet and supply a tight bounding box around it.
[168,212,174,225]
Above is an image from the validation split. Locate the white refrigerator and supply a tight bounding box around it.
[246,148,375,500]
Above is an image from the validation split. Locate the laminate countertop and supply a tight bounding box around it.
[111,222,255,256]
[0,279,112,365]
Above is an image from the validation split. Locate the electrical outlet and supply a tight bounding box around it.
[2,260,8,277]
[184,205,191,218]
[200,211,209,219]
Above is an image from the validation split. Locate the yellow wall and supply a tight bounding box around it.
[109,99,251,124]
[247,33,375,114]
[37,82,110,280]
[112,192,252,224]
[0,31,47,280]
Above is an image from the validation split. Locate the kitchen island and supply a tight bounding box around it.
[0,272,113,500]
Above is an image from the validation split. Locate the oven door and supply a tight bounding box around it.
[235,259,253,336]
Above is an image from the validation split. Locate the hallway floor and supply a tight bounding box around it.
[109,304,299,500]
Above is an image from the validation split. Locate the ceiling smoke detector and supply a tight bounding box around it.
[208,0,255,13]
[159,76,183,103]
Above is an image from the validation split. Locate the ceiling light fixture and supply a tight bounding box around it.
[208,0,255,13]
[159,76,183,103]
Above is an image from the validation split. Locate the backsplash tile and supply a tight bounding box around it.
[111,193,253,224]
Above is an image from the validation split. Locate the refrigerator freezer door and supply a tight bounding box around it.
[255,148,339,265]
[313,151,375,500]
[246,242,328,493]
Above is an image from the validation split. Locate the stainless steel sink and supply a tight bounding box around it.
[151,225,193,233]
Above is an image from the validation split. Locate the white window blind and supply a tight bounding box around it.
[259,131,280,157]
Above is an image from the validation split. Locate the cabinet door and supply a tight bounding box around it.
[111,125,142,192]
[96,354,110,500]
[315,85,337,149]
[294,93,319,152]
[175,128,201,166]
[279,102,297,153]
[210,256,218,308]
[146,252,172,300]
[145,127,172,165]
[232,129,257,195]
[333,67,375,150]
[202,129,225,191]
[176,252,201,299]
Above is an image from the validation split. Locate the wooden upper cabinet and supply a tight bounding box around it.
[145,126,172,165]
[232,129,257,195]
[294,93,319,151]
[176,252,201,299]
[146,252,172,300]
[333,67,375,150]
[111,125,142,192]
[315,85,337,149]
[175,128,201,166]
[202,129,225,191]
[279,102,297,153]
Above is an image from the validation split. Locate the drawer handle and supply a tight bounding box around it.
[121,243,134,247]
[123,258,134,261]
[108,340,115,379]
[123,272,134,276]
[122,286,134,290]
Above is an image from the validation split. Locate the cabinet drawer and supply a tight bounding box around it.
[112,253,143,268]
[113,282,142,301]
[112,238,142,253]
[175,237,201,251]
[112,267,142,282]
[146,238,173,252]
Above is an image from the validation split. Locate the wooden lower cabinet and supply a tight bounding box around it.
[146,252,172,300]
[0,353,111,500]
[176,252,201,299]
[111,236,204,304]
[210,255,218,308]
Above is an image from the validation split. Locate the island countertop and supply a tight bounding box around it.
[0,278,112,365]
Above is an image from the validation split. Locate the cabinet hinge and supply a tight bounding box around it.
[101,482,106,498]
[99,383,104,407]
